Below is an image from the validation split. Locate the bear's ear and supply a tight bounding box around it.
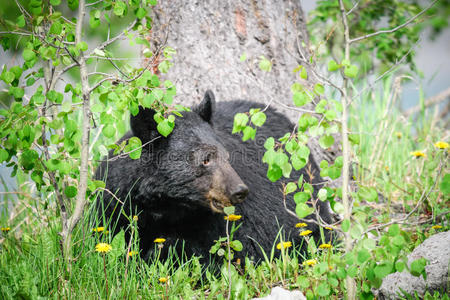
[194,90,215,123]
[130,107,159,143]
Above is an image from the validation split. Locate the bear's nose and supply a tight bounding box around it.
[231,184,249,204]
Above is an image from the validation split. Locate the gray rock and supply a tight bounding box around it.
[377,230,450,299]
[252,286,306,300]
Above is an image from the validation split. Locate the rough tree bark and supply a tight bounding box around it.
[150,0,340,168]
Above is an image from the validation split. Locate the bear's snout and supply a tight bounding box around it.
[230,184,248,204]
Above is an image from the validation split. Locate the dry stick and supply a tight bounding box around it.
[404,87,450,117]
[349,0,438,44]
[338,0,356,299]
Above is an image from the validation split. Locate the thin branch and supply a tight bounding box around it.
[349,0,438,44]
[346,0,361,16]
[404,87,450,117]
[94,19,137,52]
[0,31,31,36]
[352,43,417,102]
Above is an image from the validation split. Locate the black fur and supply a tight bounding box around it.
[95,91,332,263]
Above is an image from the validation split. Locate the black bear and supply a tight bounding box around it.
[95,90,333,263]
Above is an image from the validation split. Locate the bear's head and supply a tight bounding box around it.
[130,90,248,213]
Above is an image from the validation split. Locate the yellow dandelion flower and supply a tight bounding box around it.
[432,225,442,230]
[303,259,317,266]
[295,222,307,228]
[133,215,138,221]
[104,230,109,234]
[95,243,112,253]
[410,151,426,158]
[319,243,332,249]
[384,166,389,172]
[276,241,292,250]
[395,132,402,139]
[224,214,242,221]
[92,227,105,233]
[154,238,166,243]
[300,230,312,236]
[434,141,449,149]
[1,227,11,232]
[128,251,139,257]
[325,226,333,231]
[159,277,168,283]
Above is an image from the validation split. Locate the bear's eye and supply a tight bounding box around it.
[202,153,213,166]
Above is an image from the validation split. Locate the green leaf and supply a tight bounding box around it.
[264,137,274,150]
[314,83,325,95]
[64,186,77,198]
[267,165,282,182]
[102,124,115,138]
[291,154,306,170]
[293,91,309,107]
[16,15,26,28]
[300,67,307,80]
[110,230,125,261]
[46,90,63,103]
[50,0,61,5]
[388,224,400,236]
[357,186,378,202]
[344,65,359,78]
[285,182,297,194]
[295,203,314,218]
[342,219,350,232]
[319,134,334,149]
[328,60,340,71]
[49,21,62,35]
[20,149,39,170]
[3,71,15,84]
[126,137,142,160]
[318,188,327,201]
[410,258,427,277]
[113,1,127,16]
[324,110,336,121]
[223,206,235,215]
[251,111,266,127]
[374,261,393,279]
[239,52,247,62]
[135,7,147,19]
[440,173,450,194]
[294,192,309,204]
[317,282,330,296]
[242,126,256,141]
[258,56,272,72]
[281,162,292,178]
[357,249,370,264]
[157,119,174,137]
[10,87,24,99]
[23,49,36,61]
[0,149,9,162]
[77,41,88,52]
[230,240,243,251]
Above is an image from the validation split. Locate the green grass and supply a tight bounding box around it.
[0,77,448,299]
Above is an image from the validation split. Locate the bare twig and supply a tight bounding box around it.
[349,0,438,44]
[404,87,450,117]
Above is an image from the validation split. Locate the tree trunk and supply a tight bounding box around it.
[150,0,340,166]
